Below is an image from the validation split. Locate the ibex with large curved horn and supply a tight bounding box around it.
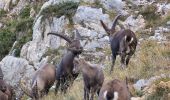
[20,64,56,99]
[48,30,83,94]
[100,15,137,73]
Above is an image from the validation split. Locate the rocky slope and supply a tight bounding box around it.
[0,0,170,99]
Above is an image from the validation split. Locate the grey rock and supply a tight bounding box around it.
[167,21,170,25]
[0,0,5,9]
[21,15,68,66]
[123,15,145,32]
[0,56,34,97]
[133,79,148,91]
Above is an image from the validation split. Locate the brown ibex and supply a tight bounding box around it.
[73,58,104,100]
[98,78,131,100]
[48,30,83,94]
[20,64,56,99]
[100,15,137,73]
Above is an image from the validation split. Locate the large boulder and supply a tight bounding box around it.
[73,6,110,51]
[21,15,68,66]
[0,56,34,97]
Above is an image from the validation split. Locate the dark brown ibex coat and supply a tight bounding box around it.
[98,79,131,100]
[100,15,137,73]
[20,64,56,99]
[48,30,83,94]
[73,58,104,100]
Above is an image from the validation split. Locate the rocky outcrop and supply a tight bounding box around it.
[123,15,145,32]
[0,56,34,97]
[21,15,68,67]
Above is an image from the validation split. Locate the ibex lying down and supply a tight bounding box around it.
[48,30,83,94]
[100,15,137,72]
[98,79,131,100]
[0,67,16,100]
[20,64,56,99]
[73,58,104,100]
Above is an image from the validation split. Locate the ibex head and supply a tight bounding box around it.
[100,14,121,37]
[48,30,83,55]
[73,58,85,73]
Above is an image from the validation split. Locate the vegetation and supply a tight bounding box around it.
[0,9,7,18]
[0,4,33,58]
[147,84,170,100]
[0,29,16,60]
[40,1,79,25]
[139,5,160,28]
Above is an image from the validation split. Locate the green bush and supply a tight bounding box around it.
[139,5,160,28]
[15,18,33,32]
[0,29,16,60]
[19,5,31,18]
[40,1,79,24]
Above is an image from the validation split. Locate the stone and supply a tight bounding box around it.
[0,0,5,9]
[123,15,145,32]
[21,15,68,66]
[133,79,148,91]
[167,21,170,25]
[0,56,34,97]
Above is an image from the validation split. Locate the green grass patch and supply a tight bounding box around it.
[19,5,31,18]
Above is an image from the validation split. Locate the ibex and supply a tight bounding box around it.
[100,14,137,72]
[73,58,104,100]
[48,30,83,93]
[20,64,56,99]
[48,30,83,94]
[98,78,131,100]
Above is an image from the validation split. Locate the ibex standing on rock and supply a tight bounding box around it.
[73,58,104,100]
[98,78,131,100]
[20,64,56,99]
[48,30,83,94]
[100,15,137,72]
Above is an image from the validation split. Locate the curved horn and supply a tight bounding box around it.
[74,30,81,40]
[0,67,4,79]
[19,79,33,98]
[48,33,72,43]
[111,14,121,32]
[100,20,110,35]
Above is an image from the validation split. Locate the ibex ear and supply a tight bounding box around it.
[100,20,110,35]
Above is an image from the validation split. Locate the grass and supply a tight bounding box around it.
[20,39,170,99]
